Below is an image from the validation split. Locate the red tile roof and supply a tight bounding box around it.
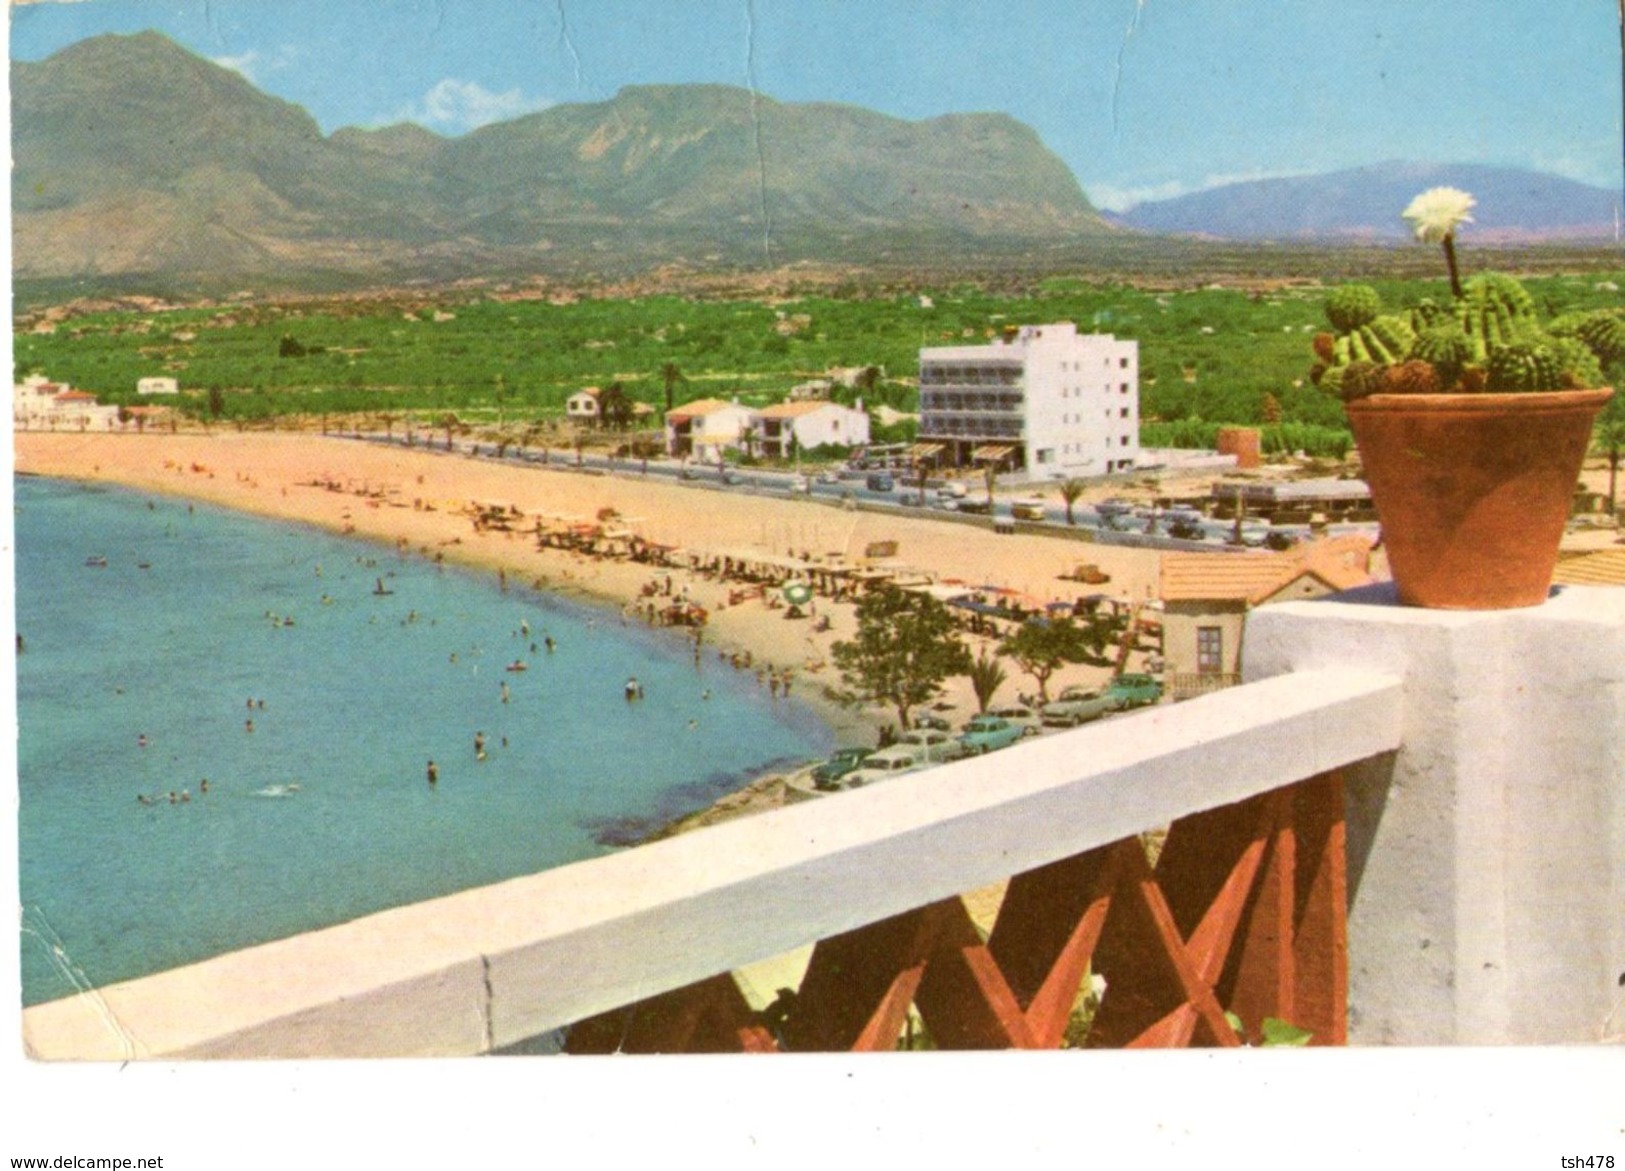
[1160,535,1374,605]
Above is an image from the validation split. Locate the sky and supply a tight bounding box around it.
[9,0,1624,210]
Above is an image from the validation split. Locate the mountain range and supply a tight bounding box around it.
[11,32,1621,290]
[1110,162,1622,242]
[11,31,1109,285]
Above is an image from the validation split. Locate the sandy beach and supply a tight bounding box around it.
[17,430,1167,825]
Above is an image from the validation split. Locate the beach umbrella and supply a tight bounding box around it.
[782,581,814,606]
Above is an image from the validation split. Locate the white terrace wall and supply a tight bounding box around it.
[1246,584,1625,1045]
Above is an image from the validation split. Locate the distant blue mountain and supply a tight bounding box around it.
[1110,162,1622,242]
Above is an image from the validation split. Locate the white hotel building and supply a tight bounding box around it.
[915,323,1139,481]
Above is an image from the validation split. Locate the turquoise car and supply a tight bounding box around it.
[957,715,1026,755]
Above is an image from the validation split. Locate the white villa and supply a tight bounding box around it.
[753,400,870,460]
[664,398,757,462]
[13,374,122,431]
[915,323,1139,481]
[566,387,602,424]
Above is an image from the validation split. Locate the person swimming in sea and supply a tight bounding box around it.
[474,731,487,761]
[427,759,439,785]
[624,677,643,701]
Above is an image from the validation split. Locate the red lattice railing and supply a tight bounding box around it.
[565,769,1346,1053]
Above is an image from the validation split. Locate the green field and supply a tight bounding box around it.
[16,268,1625,457]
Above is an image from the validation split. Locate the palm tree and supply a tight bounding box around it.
[982,460,998,510]
[659,362,686,414]
[967,650,1007,714]
[600,382,633,431]
[1059,478,1086,526]
[1594,417,1625,515]
[440,412,460,452]
[1402,186,1476,299]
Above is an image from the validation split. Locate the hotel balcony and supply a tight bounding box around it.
[22,586,1625,1057]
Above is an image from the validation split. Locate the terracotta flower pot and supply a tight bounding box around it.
[1345,388,1613,609]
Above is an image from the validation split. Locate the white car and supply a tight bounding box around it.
[786,475,811,493]
[895,728,968,763]
[937,481,969,500]
[838,746,929,789]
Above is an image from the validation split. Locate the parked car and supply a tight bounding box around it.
[1109,673,1163,708]
[957,715,1025,755]
[912,711,954,733]
[816,470,842,485]
[895,728,967,763]
[1040,685,1117,728]
[865,471,895,492]
[1041,673,1164,727]
[722,469,745,485]
[838,746,929,789]
[984,704,1043,736]
[1011,496,1048,521]
[957,497,992,515]
[937,481,969,500]
[811,746,873,790]
[786,474,811,493]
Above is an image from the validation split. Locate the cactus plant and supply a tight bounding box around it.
[1408,297,1449,331]
[1485,340,1567,393]
[1409,323,1474,389]
[1379,359,1442,397]
[1324,284,1381,333]
[1574,310,1625,366]
[1338,361,1387,402]
[1456,273,1539,362]
[1547,335,1605,390]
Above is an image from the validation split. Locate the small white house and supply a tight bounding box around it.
[754,400,870,459]
[664,398,756,462]
[137,376,180,395]
[566,387,601,424]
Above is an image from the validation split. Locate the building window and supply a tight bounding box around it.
[1197,626,1224,674]
[1120,407,1130,418]
[1120,435,1130,446]
[1119,357,1130,368]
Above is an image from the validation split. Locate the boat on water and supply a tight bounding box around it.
[84,556,108,568]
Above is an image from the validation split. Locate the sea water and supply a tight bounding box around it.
[16,476,832,1006]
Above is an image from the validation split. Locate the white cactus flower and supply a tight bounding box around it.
[1401,186,1477,243]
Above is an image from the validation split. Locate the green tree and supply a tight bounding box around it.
[999,616,1116,704]
[967,649,1007,714]
[832,585,972,730]
[1058,478,1086,525]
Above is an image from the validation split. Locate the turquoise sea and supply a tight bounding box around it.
[16,476,831,1007]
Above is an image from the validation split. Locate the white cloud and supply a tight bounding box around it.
[393,79,554,134]
[1087,168,1318,212]
[210,45,296,87]
[211,50,263,83]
